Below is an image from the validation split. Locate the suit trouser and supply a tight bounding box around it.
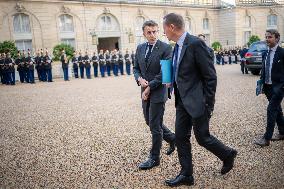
[85,67,91,79]
[93,66,98,77]
[63,68,69,80]
[29,69,35,83]
[142,100,175,160]
[45,69,52,82]
[73,67,79,78]
[126,64,131,75]
[263,84,284,140]
[175,94,231,176]
[18,71,25,83]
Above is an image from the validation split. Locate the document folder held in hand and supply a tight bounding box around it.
[160,60,172,84]
[256,79,263,96]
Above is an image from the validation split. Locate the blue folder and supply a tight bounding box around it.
[160,59,172,84]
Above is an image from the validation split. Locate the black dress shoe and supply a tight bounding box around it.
[271,134,284,141]
[254,137,270,147]
[221,149,237,175]
[166,141,175,155]
[138,158,160,170]
[165,175,194,187]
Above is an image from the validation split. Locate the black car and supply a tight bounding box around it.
[245,41,268,75]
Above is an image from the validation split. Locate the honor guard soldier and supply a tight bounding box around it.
[131,50,135,66]
[84,50,91,79]
[105,50,111,76]
[5,52,15,85]
[39,50,45,81]
[124,49,131,75]
[71,51,79,78]
[111,50,118,76]
[34,50,42,81]
[118,50,124,75]
[23,51,30,83]
[78,51,85,78]
[92,51,99,77]
[61,50,69,81]
[15,51,24,83]
[0,53,6,84]
[99,49,106,77]
[43,50,53,82]
[26,50,35,84]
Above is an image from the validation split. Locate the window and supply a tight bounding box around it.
[15,40,32,51]
[267,14,277,27]
[245,16,251,27]
[61,38,75,48]
[59,14,74,32]
[203,18,209,30]
[244,31,251,45]
[135,16,145,45]
[13,13,31,33]
[185,18,192,33]
[100,15,112,31]
[205,34,210,46]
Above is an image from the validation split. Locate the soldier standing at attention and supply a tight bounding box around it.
[5,52,15,85]
[84,50,91,79]
[99,49,106,77]
[118,50,124,75]
[111,50,118,76]
[78,51,85,79]
[92,51,99,78]
[26,50,35,84]
[105,50,111,76]
[124,49,131,75]
[43,50,53,82]
[61,50,69,81]
[71,51,79,78]
[15,51,24,83]
[34,50,42,81]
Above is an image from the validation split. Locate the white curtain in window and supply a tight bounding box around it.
[13,14,31,33]
[267,15,277,27]
[61,38,75,48]
[203,18,209,30]
[15,40,32,51]
[59,14,74,32]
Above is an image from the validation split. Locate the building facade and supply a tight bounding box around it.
[0,0,283,53]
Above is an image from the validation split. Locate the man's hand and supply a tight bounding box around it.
[142,86,150,101]
[138,77,149,88]
[166,83,171,88]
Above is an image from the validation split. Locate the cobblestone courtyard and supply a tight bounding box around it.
[0,64,284,188]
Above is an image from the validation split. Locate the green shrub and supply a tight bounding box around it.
[247,35,261,46]
[0,41,18,58]
[211,41,222,51]
[52,43,74,61]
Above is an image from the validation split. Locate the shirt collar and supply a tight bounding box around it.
[177,32,187,47]
[269,44,278,52]
[147,40,157,48]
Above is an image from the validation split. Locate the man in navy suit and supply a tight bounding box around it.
[254,29,284,146]
[133,20,176,170]
[163,13,237,187]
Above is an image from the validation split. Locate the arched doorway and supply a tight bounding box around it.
[95,14,120,51]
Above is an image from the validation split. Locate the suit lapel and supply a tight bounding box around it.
[175,33,190,79]
[146,40,160,71]
[141,43,147,70]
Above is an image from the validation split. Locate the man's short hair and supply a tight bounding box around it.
[266,29,280,40]
[198,34,205,38]
[142,20,158,31]
[163,13,184,30]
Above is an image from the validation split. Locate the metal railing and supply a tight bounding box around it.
[236,0,284,5]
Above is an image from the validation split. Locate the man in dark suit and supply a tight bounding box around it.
[61,50,69,81]
[198,33,214,59]
[163,13,237,187]
[133,20,176,170]
[254,29,284,147]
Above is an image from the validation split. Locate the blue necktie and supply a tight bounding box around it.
[265,50,272,84]
[170,43,179,93]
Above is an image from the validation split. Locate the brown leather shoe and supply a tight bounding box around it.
[254,137,270,147]
[271,134,284,141]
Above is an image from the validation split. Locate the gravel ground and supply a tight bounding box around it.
[0,64,284,189]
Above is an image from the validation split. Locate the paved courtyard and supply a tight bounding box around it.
[0,64,284,188]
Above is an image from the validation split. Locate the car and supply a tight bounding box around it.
[244,41,268,75]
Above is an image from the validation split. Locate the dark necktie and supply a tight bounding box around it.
[172,43,179,83]
[145,44,153,63]
[265,50,272,84]
[170,43,179,93]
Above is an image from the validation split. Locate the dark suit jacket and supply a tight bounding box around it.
[260,46,284,93]
[174,33,216,118]
[133,40,172,103]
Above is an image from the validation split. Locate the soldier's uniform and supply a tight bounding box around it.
[5,53,15,85]
[84,53,91,79]
[25,52,35,83]
[0,53,5,84]
[92,53,99,78]
[61,52,69,81]
[15,53,25,83]
[39,52,46,81]
[99,52,106,77]
[131,51,135,66]
[118,51,124,75]
[34,52,42,81]
[78,53,85,78]
[111,52,118,76]
[72,52,79,78]
[124,51,131,75]
[105,52,111,76]
[43,52,53,82]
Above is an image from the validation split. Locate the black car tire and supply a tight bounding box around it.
[251,70,260,75]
